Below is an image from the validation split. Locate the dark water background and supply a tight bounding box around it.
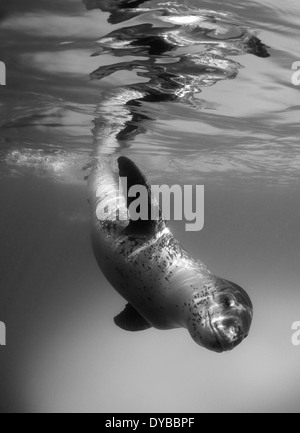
[0,0,300,412]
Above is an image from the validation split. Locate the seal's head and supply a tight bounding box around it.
[187,278,253,353]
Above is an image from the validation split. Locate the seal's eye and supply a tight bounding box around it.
[223,297,233,308]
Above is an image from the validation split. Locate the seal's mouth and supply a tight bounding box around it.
[208,313,224,353]
[208,312,244,352]
[210,318,248,352]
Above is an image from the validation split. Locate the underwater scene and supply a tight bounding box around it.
[0,0,300,413]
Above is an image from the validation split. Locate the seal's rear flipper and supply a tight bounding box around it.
[114,303,152,332]
[118,156,164,235]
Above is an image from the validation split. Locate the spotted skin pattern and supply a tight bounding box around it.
[89,157,253,353]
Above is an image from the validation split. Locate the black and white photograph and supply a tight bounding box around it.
[0,0,299,414]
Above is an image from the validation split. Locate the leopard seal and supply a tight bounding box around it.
[89,156,253,353]
[85,1,262,352]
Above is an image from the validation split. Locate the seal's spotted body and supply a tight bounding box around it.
[89,157,253,352]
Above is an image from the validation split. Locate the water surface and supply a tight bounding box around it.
[0,0,300,413]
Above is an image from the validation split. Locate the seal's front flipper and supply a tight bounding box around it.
[118,156,165,235]
[114,303,152,332]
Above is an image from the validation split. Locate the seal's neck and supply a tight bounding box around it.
[167,258,216,328]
